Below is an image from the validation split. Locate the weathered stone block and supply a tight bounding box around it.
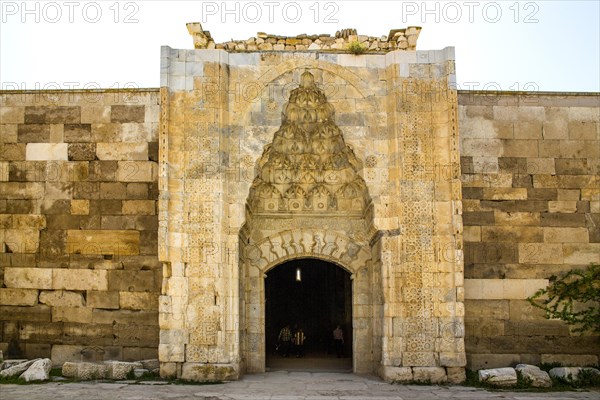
[26,143,68,161]
[68,143,96,161]
[52,306,93,323]
[555,158,589,175]
[62,361,109,380]
[379,366,412,383]
[180,362,239,381]
[527,157,555,174]
[446,367,466,384]
[108,270,156,292]
[518,243,563,264]
[548,201,578,213]
[462,211,494,226]
[119,292,159,310]
[2,182,44,199]
[0,305,51,324]
[481,226,542,243]
[508,300,546,321]
[495,211,540,226]
[514,121,542,139]
[70,199,90,215]
[478,367,517,386]
[1,143,26,160]
[116,161,157,182]
[515,364,552,387]
[159,362,178,378]
[93,309,157,326]
[122,200,155,215]
[568,121,597,140]
[19,358,52,382]
[86,291,120,309]
[1,106,24,124]
[439,352,467,367]
[0,359,40,378]
[52,269,108,291]
[0,161,8,181]
[413,367,447,384]
[542,354,599,366]
[4,267,52,289]
[562,243,600,264]
[111,105,145,123]
[24,106,80,124]
[1,359,29,370]
[39,290,85,307]
[0,288,39,305]
[158,344,185,363]
[66,229,139,256]
[98,182,128,199]
[482,188,527,200]
[543,227,589,243]
[96,143,148,161]
[17,124,50,142]
[88,161,118,181]
[81,106,111,124]
[64,124,92,142]
[549,367,600,382]
[540,213,586,227]
[502,139,538,157]
[464,300,509,319]
[105,360,143,379]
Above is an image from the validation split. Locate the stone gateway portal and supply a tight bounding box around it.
[158,24,466,382]
[2,22,597,383]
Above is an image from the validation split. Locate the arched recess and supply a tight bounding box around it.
[238,71,378,375]
[239,230,374,374]
[265,258,353,369]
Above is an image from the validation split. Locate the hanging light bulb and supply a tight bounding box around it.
[296,267,302,282]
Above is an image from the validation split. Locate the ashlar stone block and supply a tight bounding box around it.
[66,229,139,256]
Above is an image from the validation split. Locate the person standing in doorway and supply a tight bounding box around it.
[278,324,292,357]
[333,325,344,358]
[293,327,306,358]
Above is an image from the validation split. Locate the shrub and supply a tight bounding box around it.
[347,41,366,55]
[527,264,600,333]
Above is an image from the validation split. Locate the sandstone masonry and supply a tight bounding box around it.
[0,24,598,380]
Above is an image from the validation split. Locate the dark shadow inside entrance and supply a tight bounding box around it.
[265,258,352,372]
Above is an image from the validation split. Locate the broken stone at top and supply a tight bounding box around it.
[186,22,214,49]
[186,23,422,52]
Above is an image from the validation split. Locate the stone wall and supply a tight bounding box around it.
[1,85,598,372]
[0,89,161,364]
[459,92,600,369]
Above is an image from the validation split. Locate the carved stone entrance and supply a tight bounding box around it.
[265,259,353,368]
[158,34,466,382]
[239,72,376,373]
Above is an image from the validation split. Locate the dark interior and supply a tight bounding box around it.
[265,258,352,365]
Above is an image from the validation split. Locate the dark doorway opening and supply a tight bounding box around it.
[265,258,352,371]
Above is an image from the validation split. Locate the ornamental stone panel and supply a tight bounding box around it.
[158,23,465,381]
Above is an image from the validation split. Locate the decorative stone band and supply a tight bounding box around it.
[187,23,422,52]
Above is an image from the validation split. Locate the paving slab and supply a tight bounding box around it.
[0,372,599,400]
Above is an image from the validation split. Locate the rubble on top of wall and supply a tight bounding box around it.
[186,22,422,52]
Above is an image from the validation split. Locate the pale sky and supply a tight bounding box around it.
[1,0,599,92]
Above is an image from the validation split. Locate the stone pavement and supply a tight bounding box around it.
[1,371,599,400]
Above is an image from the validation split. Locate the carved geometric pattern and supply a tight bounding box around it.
[248,71,370,215]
